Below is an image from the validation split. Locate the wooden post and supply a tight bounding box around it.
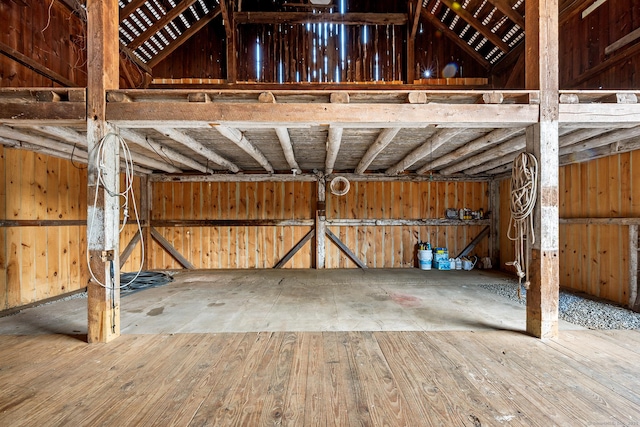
[525,0,559,339]
[489,179,500,266]
[141,175,152,270]
[221,0,237,83]
[629,225,639,311]
[316,177,326,269]
[86,0,121,343]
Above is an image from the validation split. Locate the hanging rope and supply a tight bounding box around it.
[506,152,538,297]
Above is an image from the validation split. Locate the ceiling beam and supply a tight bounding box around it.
[410,0,423,39]
[439,134,526,175]
[559,125,640,156]
[355,127,401,174]
[420,9,491,70]
[416,127,522,174]
[464,150,519,175]
[33,126,182,173]
[155,127,240,173]
[128,0,199,50]
[560,136,640,166]
[146,6,221,69]
[214,125,274,173]
[386,128,463,176]
[234,12,408,25]
[274,127,301,173]
[487,0,525,29]
[438,0,510,52]
[119,0,147,22]
[559,0,594,24]
[119,128,213,173]
[325,127,343,175]
[0,125,87,159]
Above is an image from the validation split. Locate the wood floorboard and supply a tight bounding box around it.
[1,331,640,426]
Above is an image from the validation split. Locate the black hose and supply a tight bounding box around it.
[120,271,173,295]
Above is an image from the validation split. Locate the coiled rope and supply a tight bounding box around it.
[506,152,538,297]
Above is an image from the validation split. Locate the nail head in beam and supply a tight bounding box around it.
[407,92,428,104]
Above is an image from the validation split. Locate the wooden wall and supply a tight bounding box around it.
[149,181,315,269]
[0,0,87,87]
[499,150,640,306]
[0,146,143,311]
[149,180,489,270]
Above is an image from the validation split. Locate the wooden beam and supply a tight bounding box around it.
[327,218,490,226]
[456,226,490,258]
[214,125,274,173]
[629,225,639,311]
[154,127,240,172]
[489,179,500,265]
[581,0,607,18]
[525,0,560,339]
[316,177,326,269]
[150,173,318,182]
[274,228,315,268]
[559,126,640,156]
[407,0,422,83]
[420,9,491,70]
[417,128,523,174]
[559,0,593,24]
[119,128,212,173]
[386,128,464,175]
[0,136,89,164]
[442,134,525,175]
[128,0,198,50]
[152,219,315,227]
[325,127,343,175]
[149,227,194,269]
[325,228,367,269]
[234,12,408,25]
[605,27,640,56]
[0,41,78,87]
[86,0,121,344]
[119,231,141,268]
[0,126,87,158]
[33,126,182,173]
[487,0,525,29]
[559,136,640,166]
[355,127,401,174]
[219,0,236,83]
[146,6,221,69]
[119,0,147,22]
[107,102,539,127]
[119,42,152,75]
[274,127,301,173]
[463,150,519,175]
[439,0,510,52]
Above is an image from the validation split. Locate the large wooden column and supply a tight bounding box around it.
[525,0,559,338]
[316,177,326,269]
[87,0,121,343]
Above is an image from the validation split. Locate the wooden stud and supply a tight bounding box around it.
[316,177,326,269]
[630,225,639,311]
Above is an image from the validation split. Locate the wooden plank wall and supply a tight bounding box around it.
[499,150,640,306]
[0,0,87,87]
[149,182,315,269]
[0,146,143,310]
[560,0,640,89]
[326,181,489,268]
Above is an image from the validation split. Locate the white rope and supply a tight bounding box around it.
[506,152,538,296]
[87,132,145,289]
[330,176,350,196]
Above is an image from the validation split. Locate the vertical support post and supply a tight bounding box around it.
[525,0,559,339]
[629,225,639,311]
[489,179,500,266]
[140,175,152,270]
[316,176,326,269]
[220,0,237,83]
[86,0,120,343]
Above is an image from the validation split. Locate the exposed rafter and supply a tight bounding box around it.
[128,0,199,50]
[119,128,213,173]
[146,6,222,68]
[234,12,408,25]
[355,128,401,174]
[487,0,525,29]
[438,0,510,52]
[386,128,463,176]
[155,127,240,173]
[325,127,343,175]
[559,125,640,156]
[274,127,301,173]
[420,9,491,70]
[440,134,526,175]
[214,125,275,173]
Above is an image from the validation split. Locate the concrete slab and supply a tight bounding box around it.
[0,269,584,335]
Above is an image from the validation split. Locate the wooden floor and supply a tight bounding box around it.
[1,330,640,426]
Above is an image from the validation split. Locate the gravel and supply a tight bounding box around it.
[480,282,640,330]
